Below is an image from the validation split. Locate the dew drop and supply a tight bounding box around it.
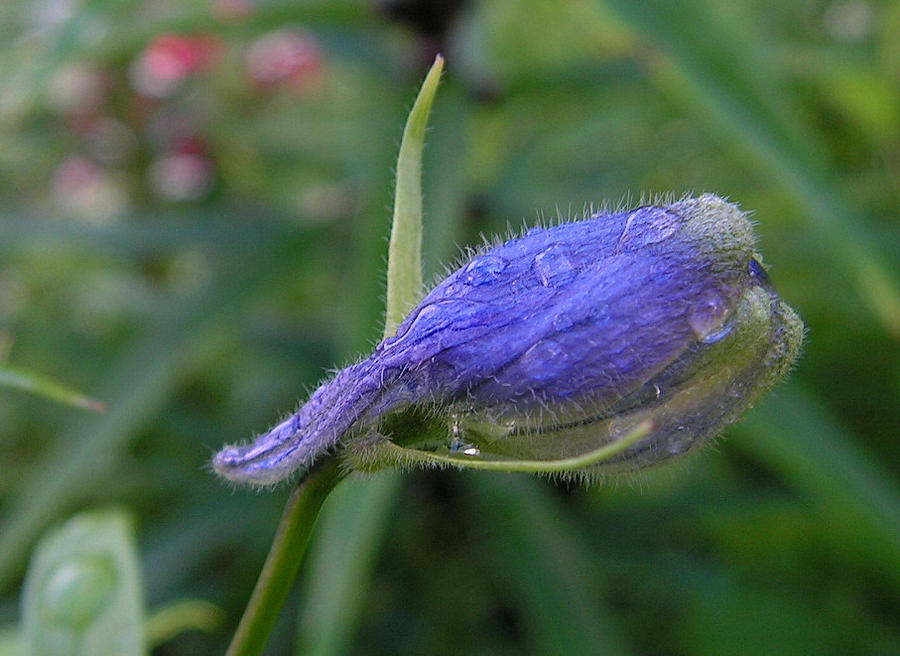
[462,254,508,286]
[608,417,647,442]
[552,312,574,331]
[450,414,461,438]
[667,440,691,456]
[532,245,576,287]
[687,293,732,344]
[449,436,480,456]
[378,302,442,351]
[666,427,693,455]
[748,257,771,286]
[616,207,679,252]
[519,339,566,381]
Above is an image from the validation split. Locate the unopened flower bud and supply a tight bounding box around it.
[214,194,803,485]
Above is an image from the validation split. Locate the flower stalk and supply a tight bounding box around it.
[224,54,445,655]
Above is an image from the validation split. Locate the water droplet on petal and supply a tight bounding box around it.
[748,257,772,287]
[462,254,508,286]
[378,302,442,351]
[519,339,566,381]
[552,312,574,331]
[532,245,576,287]
[616,207,679,252]
[666,426,693,455]
[687,293,732,343]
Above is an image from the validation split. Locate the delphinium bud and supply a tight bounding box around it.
[214,194,803,485]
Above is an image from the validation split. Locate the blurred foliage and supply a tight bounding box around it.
[0,0,898,654]
[21,509,144,655]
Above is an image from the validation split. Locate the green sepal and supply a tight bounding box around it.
[345,419,653,477]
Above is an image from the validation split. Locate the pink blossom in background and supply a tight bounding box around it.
[51,156,127,222]
[131,33,223,97]
[47,64,109,116]
[148,151,215,202]
[245,28,323,92]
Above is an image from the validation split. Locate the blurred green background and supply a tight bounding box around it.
[1,0,899,654]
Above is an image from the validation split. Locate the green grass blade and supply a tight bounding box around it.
[383,55,444,338]
[294,472,404,656]
[145,600,225,649]
[737,386,900,588]
[0,367,106,413]
[0,231,308,592]
[471,474,635,656]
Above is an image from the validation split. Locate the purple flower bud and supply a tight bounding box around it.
[214,194,803,485]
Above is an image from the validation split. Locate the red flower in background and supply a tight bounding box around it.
[131,33,223,97]
[245,28,323,92]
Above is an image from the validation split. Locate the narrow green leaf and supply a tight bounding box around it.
[291,59,454,656]
[145,600,225,649]
[471,474,635,656]
[0,367,106,413]
[0,229,304,592]
[384,55,444,338]
[21,509,143,656]
[737,386,900,589]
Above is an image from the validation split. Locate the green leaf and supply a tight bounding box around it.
[21,509,143,656]
[0,367,106,413]
[383,55,444,338]
[224,57,445,656]
[0,627,23,656]
[145,599,225,649]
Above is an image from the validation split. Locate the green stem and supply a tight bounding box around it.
[225,457,347,656]
[226,55,444,655]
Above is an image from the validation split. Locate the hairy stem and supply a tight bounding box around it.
[226,457,347,656]
[226,54,444,654]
